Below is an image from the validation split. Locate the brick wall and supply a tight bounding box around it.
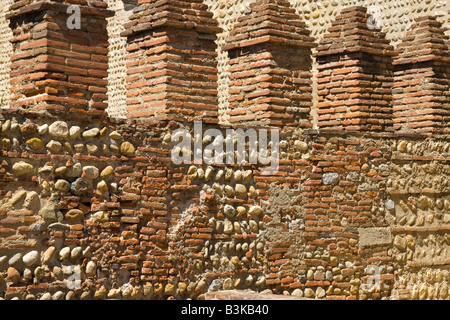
[0,2,449,301]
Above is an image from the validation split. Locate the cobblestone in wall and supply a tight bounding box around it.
[388,136,450,300]
[201,0,449,124]
[7,0,113,118]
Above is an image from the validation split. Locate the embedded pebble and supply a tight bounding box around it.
[248,205,262,216]
[322,172,339,185]
[86,261,97,276]
[70,247,82,260]
[100,166,114,179]
[96,180,108,193]
[26,137,43,150]
[9,190,27,205]
[59,247,71,260]
[7,267,20,284]
[294,140,308,151]
[235,184,247,197]
[223,204,236,218]
[109,131,122,140]
[65,209,84,222]
[8,253,22,266]
[42,247,56,264]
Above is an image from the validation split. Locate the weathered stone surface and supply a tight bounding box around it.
[66,163,82,178]
[94,286,107,300]
[235,184,247,197]
[109,131,122,140]
[54,179,70,192]
[223,204,235,218]
[294,140,308,151]
[9,190,27,205]
[70,178,92,195]
[92,211,109,221]
[0,7,448,301]
[69,126,81,139]
[236,206,246,217]
[7,267,20,284]
[42,247,56,264]
[49,121,69,138]
[86,261,97,277]
[48,222,71,230]
[358,227,392,247]
[1,137,10,150]
[20,122,38,135]
[393,235,407,251]
[100,166,114,179]
[59,247,71,261]
[86,143,98,154]
[82,166,99,180]
[38,124,48,135]
[96,180,108,193]
[26,137,43,150]
[65,209,84,222]
[82,128,100,139]
[304,288,315,298]
[8,253,22,266]
[12,161,34,176]
[120,141,135,155]
[248,205,262,216]
[46,140,62,153]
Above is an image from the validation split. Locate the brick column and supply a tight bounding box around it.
[309,7,397,299]
[315,6,395,133]
[393,16,450,137]
[222,0,316,131]
[122,0,221,123]
[7,1,113,120]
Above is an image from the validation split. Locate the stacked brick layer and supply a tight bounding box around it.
[223,0,316,130]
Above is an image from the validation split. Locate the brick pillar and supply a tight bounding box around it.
[7,1,113,119]
[222,0,316,131]
[393,16,450,136]
[122,0,221,123]
[315,6,395,133]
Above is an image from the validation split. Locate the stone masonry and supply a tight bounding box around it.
[0,0,449,301]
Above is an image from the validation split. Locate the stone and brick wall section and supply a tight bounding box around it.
[0,1,448,301]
